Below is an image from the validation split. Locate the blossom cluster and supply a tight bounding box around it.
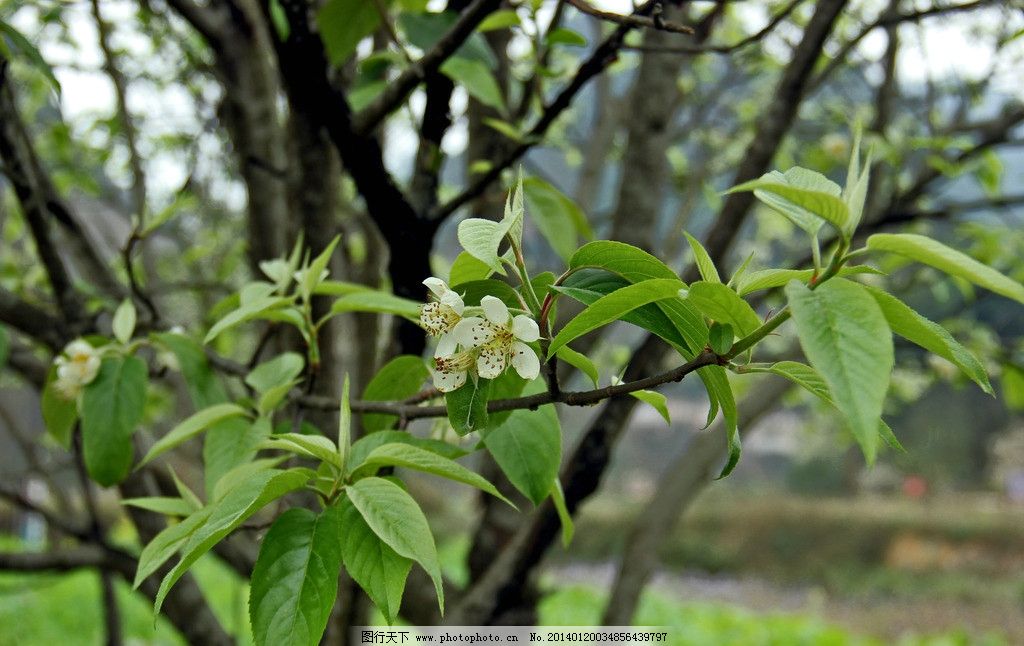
[420,278,541,393]
[54,339,101,398]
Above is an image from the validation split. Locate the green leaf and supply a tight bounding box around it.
[842,126,872,235]
[205,296,290,343]
[168,466,204,511]
[478,9,520,31]
[338,374,352,469]
[729,168,847,236]
[350,443,512,505]
[362,356,429,432]
[154,468,313,613]
[550,479,574,547]
[82,356,148,486]
[548,278,686,357]
[785,280,893,463]
[204,417,272,498]
[483,117,525,142]
[262,433,341,467]
[300,235,340,300]
[337,495,411,624]
[112,299,137,344]
[399,11,496,68]
[328,291,422,319]
[0,19,61,94]
[41,366,76,448]
[522,177,593,261]
[134,507,213,589]
[630,389,670,424]
[1002,364,1024,411]
[441,57,505,112]
[316,0,382,65]
[445,378,490,435]
[569,240,678,282]
[450,279,523,309]
[348,431,467,470]
[708,322,733,355]
[448,251,493,285]
[152,333,227,409]
[861,284,992,394]
[867,233,1024,305]
[140,403,249,468]
[684,232,720,283]
[456,218,506,274]
[545,26,587,47]
[703,366,739,478]
[313,280,370,297]
[346,477,444,614]
[122,497,196,517]
[682,281,762,337]
[555,346,599,387]
[246,353,305,393]
[249,505,344,646]
[735,265,883,297]
[482,406,560,506]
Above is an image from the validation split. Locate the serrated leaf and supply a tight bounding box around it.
[346,477,444,614]
[555,346,599,387]
[481,406,560,506]
[112,299,137,344]
[361,356,430,432]
[785,280,893,463]
[300,235,340,300]
[867,233,1024,305]
[683,281,762,337]
[140,403,249,468]
[82,356,148,486]
[445,378,490,435]
[249,505,344,646]
[861,284,992,394]
[154,468,313,614]
[337,495,411,624]
[522,177,593,261]
[684,232,720,283]
[548,278,686,357]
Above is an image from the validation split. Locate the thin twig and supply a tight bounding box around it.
[566,0,694,34]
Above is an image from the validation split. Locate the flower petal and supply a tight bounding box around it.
[476,344,507,379]
[480,295,510,326]
[435,332,459,358]
[440,290,464,316]
[423,277,448,297]
[511,315,540,342]
[432,367,467,393]
[420,302,448,335]
[511,342,540,380]
[453,317,497,348]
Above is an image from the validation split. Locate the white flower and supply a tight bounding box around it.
[431,350,475,393]
[453,296,540,380]
[54,339,101,399]
[420,278,465,348]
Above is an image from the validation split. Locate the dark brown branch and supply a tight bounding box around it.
[566,0,694,35]
[431,1,659,221]
[622,0,803,55]
[353,0,502,134]
[0,287,67,349]
[0,547,119,572]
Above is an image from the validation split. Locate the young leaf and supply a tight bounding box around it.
[204,417,271,499]
[140,403,249,468]
[246,352,305,393]
[785,280,893,463]
[861,284,992,394]
[249,505,344,646]
[205,296,291,343]
[682,281,762,337]
[522,177,593,261]
[338,374,351,468]
[734,265,883,297]
[702,366,739,478]
[482,406,560,506]
[262,433,341,467]
[456,218,506,274]
[112,299,137,344]
[445,378,491,435]
[728,168,847,235]
[867,233,1024,305]
[349,443,512,505]
[337,494,412,624]
[550,479,574,547]
[347,431,467,470]
[684,232,721,283]
[134,507,213,588]
[547,278,686,357]
[362,356,430,432]
[82,356,148,486]
[41,366,76,448]
[630,389,671,424]
[345,477,444,614]
[555,346,600,387]
[154,468,313,613]
[448,251,493,285]
[842,126,872,235]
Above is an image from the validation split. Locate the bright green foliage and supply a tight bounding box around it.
[482,405,561,506]
[555,345,600,386]
[361,356,430,431]
[730,168,848,235]
[327,291,422,319]
[785,280,893,462]
[445,378,491,435]
[249,506,344,646]
[684,232,720,283]
[708,323,734,355]
[683,281,762,337]
[140,403,250,468]
[523,177,593,260]
[630,389,671,424]
[121,496,196,517]
[346,477,444,613]
[316,0,384,65]
[82,356,148,486]
[867,233,1024,305]
[337,495,412,624]
[347,431,467,469]
[112,299,136,344]
[440,58,505,112]
[204,417,271,498]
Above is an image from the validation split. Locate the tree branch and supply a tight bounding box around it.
[566,0,694,35]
